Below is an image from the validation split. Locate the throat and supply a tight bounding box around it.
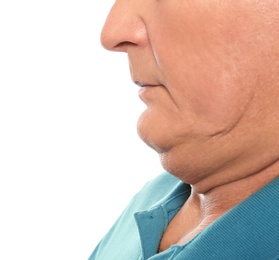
[158,195,220,253]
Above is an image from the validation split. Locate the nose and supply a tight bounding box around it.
[100,1,148,52]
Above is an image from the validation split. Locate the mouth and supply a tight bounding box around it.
[139,87,164,107]
[134,81,158,88]
[132,78,168,105]
[133,81,157,98]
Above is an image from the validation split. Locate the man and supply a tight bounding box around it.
[90,1,279,259]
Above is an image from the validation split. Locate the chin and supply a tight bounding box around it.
[136,106,188,150]
[137,117,202,183]
[137,111,173,153]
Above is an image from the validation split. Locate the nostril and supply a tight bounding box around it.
[101,31,136,51]
[114,41,137,51]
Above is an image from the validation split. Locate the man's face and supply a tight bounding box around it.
[101,1,279,183]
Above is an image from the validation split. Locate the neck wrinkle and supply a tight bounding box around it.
[189,163,279,223]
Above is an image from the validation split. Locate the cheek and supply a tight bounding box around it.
[189,80,254,133]
[167,57,257,135]
[150,13,259,135]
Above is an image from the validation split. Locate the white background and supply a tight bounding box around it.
[0,1,163,259]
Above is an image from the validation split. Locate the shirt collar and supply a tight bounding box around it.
[134,181,191,259]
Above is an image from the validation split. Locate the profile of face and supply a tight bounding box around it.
[101,1,279,183]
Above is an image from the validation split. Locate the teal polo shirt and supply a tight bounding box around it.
[89,172,279,259]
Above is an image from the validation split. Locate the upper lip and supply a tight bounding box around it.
[134,81,159,87]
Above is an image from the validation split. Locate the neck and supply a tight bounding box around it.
[158,157,279,252]
[189,160,279,224]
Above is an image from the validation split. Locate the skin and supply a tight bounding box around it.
[101,0,279,252]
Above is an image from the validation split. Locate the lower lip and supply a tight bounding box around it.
[138,86,148,94]
[138,85,160,102]
[138,85,153,96]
